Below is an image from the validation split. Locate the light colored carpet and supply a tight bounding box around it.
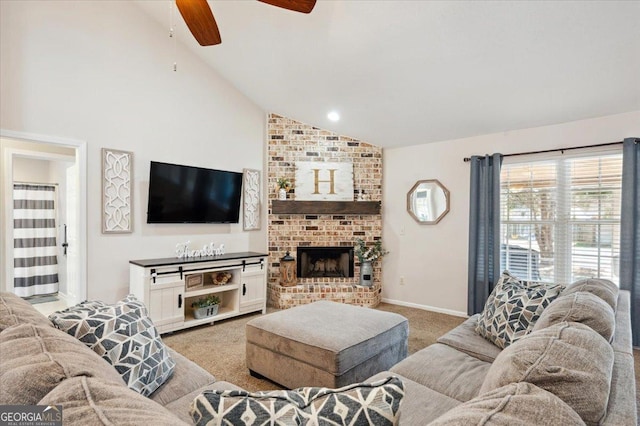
[163,308,280,392]
[163,302,640,418]
[162,303,465,391]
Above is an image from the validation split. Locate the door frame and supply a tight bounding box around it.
[1,129,87,303]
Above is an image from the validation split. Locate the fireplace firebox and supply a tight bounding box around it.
[297,246,354,279]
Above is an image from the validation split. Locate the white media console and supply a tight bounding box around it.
[129,252,267,333]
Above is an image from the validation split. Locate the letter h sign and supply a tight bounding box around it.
[295,161,354,201]
[313,168,337,194]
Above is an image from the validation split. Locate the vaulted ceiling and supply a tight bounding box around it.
[134,1,640,149]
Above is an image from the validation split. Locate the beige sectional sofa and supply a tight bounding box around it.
[0,292,241,425]
[368,281,637,425]
[1,279,637,425]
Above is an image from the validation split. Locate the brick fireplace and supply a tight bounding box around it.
[267,114,383,309]
[297,246,354,279]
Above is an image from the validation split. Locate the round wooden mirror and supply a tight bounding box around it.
[407,179,450,224]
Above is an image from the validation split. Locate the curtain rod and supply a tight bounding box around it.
[462,140,631,162]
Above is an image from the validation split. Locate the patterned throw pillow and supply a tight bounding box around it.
[190,376,405,426]
[48,295,175,397]
[475,271,563,348]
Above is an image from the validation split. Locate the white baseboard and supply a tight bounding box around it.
[381,298,468,318]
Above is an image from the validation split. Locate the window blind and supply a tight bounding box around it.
[500,152,622,286]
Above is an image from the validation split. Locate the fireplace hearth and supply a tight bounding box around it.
[297,246,354,279]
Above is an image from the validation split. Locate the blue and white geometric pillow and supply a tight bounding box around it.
[476,271,564,349]
[49,295,175,396]
[190,376,405,426]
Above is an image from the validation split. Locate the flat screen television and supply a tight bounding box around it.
[147,161,243,224]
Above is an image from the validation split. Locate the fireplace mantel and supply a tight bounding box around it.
[271,200,381,215]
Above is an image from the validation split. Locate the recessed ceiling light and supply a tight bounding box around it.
[327,111,340,122]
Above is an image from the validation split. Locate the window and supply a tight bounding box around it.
[500,152,622,286]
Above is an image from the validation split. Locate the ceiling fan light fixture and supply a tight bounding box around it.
[327,111,340,122]
[175,0,221,46]
[257,0,317,14]
[177,0,316,47]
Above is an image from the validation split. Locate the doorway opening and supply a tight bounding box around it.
[1,130,87,308]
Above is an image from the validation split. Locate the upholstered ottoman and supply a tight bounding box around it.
[245,301,408,389]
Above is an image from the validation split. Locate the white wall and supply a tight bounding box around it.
[0,1,266,302]
[382,111,640,316]
[49,159,75,298]
[13,157,50,183]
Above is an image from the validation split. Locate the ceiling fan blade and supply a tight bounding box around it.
[175,0,221,46]
[257,0,316,14]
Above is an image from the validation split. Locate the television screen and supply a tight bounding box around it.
[147,161,243,224]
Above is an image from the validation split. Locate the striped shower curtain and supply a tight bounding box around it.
[13,183,59,298]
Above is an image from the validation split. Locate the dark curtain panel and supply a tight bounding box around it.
[468,153,503,315]
[620,137,639,347]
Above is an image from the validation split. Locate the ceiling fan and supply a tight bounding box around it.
[175,0,317,46]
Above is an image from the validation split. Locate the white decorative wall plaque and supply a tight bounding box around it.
[102,148,133,233]
[243,169,261,230]
[295,161,354,201]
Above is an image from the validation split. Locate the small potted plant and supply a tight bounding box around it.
[277,177,291,200]
[354,238,389,264]
[354,238,389,286]
[191,294,221,319]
